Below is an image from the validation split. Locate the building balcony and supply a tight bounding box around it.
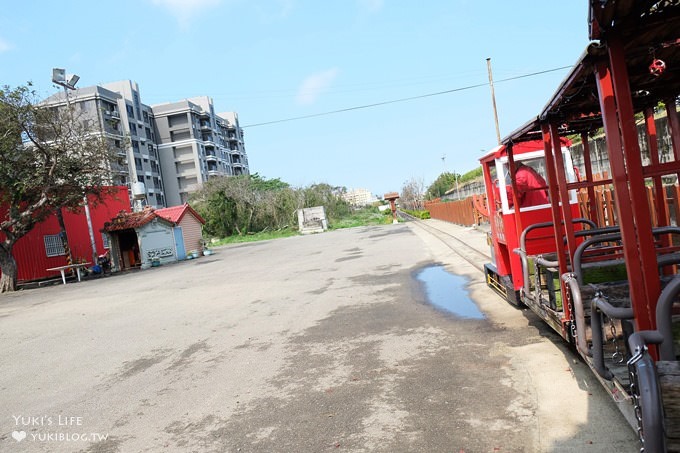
[205,154,217,162]
[104,110,120,119]
[174,156,194,164]
[168,124,190,132]
[176,168,197,178]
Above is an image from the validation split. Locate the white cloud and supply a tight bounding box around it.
[0,37,12,53]
[357,0,384,13]
[296,68,339,105]
[151,0,221,27]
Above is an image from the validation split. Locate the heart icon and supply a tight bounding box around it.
[12,431,26,442]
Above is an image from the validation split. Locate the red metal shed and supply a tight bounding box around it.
[1,186,131,283]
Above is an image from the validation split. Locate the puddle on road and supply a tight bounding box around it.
[415,265,485,319]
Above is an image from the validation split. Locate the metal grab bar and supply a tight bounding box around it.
[626,336,666,453]
[519,218,597,252]
[573,226,680,285]
[514,218,598,302]
[561,273,589,357]
[590,292,634,379]
[622,275,680,452]
[653,274,680,361]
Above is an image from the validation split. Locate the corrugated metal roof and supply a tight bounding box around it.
[155,203,205,225]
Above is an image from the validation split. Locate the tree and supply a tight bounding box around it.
[400,177,425,211]
[0,84,116,292]
[191,175,297,237]
[191,176,351,237]
[426,172,458,199]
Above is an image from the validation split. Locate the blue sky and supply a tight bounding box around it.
[1,1,589,196]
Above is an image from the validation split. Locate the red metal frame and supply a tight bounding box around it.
[644,107,668,227]
[666,97,680,161]
[609,36,660,333]
[595,57,657,333]
[541,124,571,330]
[580,132,599,223]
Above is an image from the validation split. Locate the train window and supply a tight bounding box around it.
[497,148,577,213]
[503,157,549,210]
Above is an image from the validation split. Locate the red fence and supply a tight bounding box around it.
[424,196,485,226]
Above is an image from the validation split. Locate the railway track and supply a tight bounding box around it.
[398,212,492,272]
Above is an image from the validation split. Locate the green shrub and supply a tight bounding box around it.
[402,209,430,219]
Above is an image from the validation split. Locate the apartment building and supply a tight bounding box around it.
[43,82,249,207]
[101,81,166,207]
[343,188,378,206]
[42,85,130,189]
[152,96,250,206]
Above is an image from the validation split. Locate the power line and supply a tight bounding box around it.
[241,65,573,128]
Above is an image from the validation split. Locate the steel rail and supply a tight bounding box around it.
[399,213,491,271]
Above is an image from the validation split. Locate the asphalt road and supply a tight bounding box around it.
[0,223,637,452]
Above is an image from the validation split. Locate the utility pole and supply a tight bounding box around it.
[486,58,501,145]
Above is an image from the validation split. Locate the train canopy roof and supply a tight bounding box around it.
[502,0,680,145]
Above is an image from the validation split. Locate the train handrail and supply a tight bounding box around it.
[626,336,666,453]
[621,275,680,451]
[514,218,598,303]
[519,218,597,251]
[652,273,680,361]
[561,273,590,357]
[590,291,634,379]
[573,226,680,285]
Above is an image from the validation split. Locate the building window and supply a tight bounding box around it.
[101,233,110,249]
[44,234,66,257]
[126,104,135,119]
[137,175,144,183]
[133,92,141,118]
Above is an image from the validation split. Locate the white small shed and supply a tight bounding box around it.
[156,203,206,255]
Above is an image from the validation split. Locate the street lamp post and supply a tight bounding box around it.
[52,68,98,267]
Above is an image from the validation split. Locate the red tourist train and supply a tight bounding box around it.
[480,2,680,451]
